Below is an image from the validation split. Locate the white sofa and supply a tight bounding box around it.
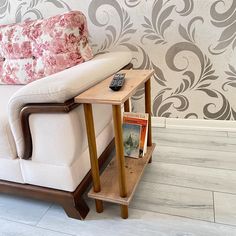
[0,51,132,219]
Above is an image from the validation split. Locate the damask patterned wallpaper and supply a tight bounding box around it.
[1,0,236,120]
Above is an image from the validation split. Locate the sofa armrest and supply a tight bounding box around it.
[8,51,133,159]
[20,99,79,159]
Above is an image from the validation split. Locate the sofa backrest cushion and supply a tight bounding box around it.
[0,11,93,85]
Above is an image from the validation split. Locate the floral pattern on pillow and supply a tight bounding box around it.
[0,11,93,85]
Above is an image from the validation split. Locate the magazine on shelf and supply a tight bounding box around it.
[123,112,149,158]
[122,123,141,158]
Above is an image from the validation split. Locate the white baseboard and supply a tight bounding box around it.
[151,117,165,128]
[151,117,236,132]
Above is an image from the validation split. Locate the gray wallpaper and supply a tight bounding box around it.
[1,0,236,120]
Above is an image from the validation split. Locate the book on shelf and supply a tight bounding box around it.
[122,123,141,158]
[122,112,149,158]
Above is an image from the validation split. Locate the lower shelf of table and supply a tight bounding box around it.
[88,143,156,205]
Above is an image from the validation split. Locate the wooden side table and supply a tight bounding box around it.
[75,69,155,219]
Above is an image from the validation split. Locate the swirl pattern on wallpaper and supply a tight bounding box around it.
[15,0,70,22]
[152,6,235,119]
[124,0,144,8]
[88,0,137,53]
[176,0,194,16]
[0,0,235,120]
[209,0,236,54]
[141,0,175,45]
[0,0,10,19]
[222,65,236,91]
[153,39,219,118]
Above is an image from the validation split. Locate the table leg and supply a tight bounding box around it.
[84,104,103,213]
[145,79,153,163]
[124,99,130,112]
[120,205,128,219]
[112,105,128,219]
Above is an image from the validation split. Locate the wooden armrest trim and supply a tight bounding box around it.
[122,63,133,70]
[20,99,79,160]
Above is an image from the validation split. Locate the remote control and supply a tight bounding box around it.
[109,73,125,91]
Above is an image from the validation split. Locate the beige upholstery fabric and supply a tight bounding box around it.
[0,85,22,159]
[8,51,133,158]
[20,120,114,192]
[29,104,112,165]
[0,158,24,183]
[0,86,24,183]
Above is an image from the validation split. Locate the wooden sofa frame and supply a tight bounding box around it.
[0,63,133,220]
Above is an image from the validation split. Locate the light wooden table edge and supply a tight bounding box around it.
[74,69,155,105]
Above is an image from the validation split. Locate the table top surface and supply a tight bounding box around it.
[75,69,154,105]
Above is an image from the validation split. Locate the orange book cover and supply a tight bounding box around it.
[123,112,148,157]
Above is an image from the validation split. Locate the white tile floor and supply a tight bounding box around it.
[1,127,236,236]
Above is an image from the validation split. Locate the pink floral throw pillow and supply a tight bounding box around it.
[0,11,93,85]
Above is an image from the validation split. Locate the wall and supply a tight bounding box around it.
[1,0,236,120]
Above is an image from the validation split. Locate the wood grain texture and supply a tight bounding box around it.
[143,162,236,194]
[88,144,156,205]
[83,103,103,213]
[112,105,127,198]
[75,70,154,105]
[214,192,236,226]
[83,104,101,193]
[39,203,236,236]
[124,99,130,112]
[154,145,236,171]
[120,205,128,219]
[131,182,214,222]
[154,127,228,137]
[145,79,152,163]
[228,132,236,138]
[0,194,50,225]
[112,105,129,218]
[145,79,152,147]
[153,131,236,152]
[0,218,70,236]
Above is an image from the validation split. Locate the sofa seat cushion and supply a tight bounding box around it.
[0,85,22,159]
[0,11,93,85]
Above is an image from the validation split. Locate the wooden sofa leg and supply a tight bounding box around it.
[63,197,89,220]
